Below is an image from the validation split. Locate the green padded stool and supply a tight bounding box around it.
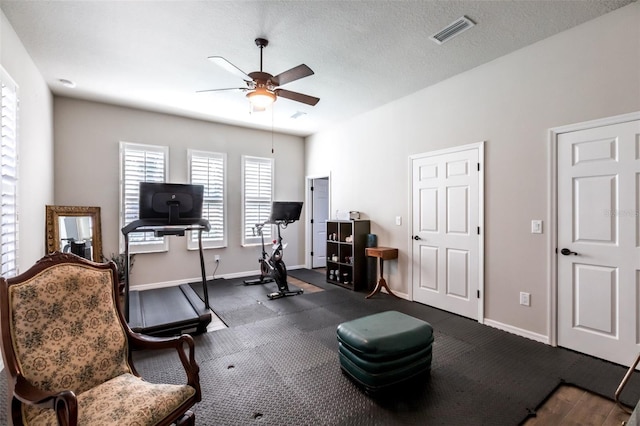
[336,310,433,392]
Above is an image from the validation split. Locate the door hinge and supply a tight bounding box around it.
[477,163,480,172]
[310,219,314,224]
[311,251,314,256]
[477,290,480,299]
[477,227,480,235]
[310,186,314,191]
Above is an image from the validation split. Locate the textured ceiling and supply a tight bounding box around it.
[1,0,634,136]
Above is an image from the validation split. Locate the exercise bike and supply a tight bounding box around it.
[243,201,304,300]
[242,222,275,285]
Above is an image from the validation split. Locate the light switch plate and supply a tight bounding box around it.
[531,220,543,234]
[395,216,402,226]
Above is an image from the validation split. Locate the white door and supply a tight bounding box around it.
[557,119,640,366]
[312,178,329,268]
[411,144,482,320]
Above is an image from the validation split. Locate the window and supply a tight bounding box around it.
[242,156,273,245]
[119,142,168,253]
[1,67,19,278]
[188,150,226,249]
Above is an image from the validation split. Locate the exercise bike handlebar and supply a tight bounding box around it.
[252,223,265,237]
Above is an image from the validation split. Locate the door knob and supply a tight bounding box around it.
[413,235,421,241]
[560,248,578,256]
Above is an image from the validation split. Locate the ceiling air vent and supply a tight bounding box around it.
[430,16,476,45]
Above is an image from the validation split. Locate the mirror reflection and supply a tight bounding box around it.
[58,215,94,259]
[45,205,102,262]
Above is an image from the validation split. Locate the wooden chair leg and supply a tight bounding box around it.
[615,353,640,414]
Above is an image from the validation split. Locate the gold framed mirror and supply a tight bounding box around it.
[45,205,103,262]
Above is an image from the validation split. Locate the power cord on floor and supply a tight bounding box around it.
[211,257,219,281]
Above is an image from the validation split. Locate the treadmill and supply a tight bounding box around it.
[121,183,212,336]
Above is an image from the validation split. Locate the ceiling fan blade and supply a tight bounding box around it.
[276,89,320,106]
[196,87,247,93]
[273,64,314,86]
[208,56,252,81]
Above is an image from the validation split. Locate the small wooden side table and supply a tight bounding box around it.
[365,247,399,299]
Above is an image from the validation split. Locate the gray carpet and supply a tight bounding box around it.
[2,270,639,425]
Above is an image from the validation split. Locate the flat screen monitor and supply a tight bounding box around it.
[139,182,204,224]
[268,201,303,223]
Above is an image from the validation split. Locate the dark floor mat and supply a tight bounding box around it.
[2,272,639,425]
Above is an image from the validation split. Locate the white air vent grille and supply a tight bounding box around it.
[430,16,476,45]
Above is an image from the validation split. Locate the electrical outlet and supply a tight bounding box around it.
[214,255,220,262]
[520,292,530,306]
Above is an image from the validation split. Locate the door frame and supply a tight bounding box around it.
[548,111,640,347]
[407,141,485,323]
[305,173,331,269]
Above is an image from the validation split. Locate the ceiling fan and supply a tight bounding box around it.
[198,38,320,109]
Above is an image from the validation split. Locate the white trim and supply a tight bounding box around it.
[304,173,331,269]
[407,141,485,323]
[406,156,414,301]
[119,141,170,254]
[187,149,228,249]
[547,111,640,348]
[477,142,485,324]
[551,111,640,135]
[378,288,410,300]
[484,318,550,344]
[241,155,274,246]
[547,127,559,347]
[408,142,484,159]
[0,66,20,277]
[130,264,307,291]
[132,278,197,292]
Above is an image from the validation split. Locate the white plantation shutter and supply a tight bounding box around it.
[120,142,168,253]
[1,68,18,277]
[189,150,226,249]
[242,156,273,245]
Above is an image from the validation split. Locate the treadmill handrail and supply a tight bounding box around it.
[122,218,211,235]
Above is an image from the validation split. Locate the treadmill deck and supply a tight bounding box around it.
[128,284,211,336]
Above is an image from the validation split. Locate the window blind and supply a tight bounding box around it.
[1,68,18,278]
[189,150,226,249]
[120,142,168,253]
[242,156,273,245]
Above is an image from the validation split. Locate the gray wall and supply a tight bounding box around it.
[305,3,640,338]
[54,97,305,288]
[0,10,54,271]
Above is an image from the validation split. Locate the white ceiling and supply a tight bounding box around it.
[1,0,634,137]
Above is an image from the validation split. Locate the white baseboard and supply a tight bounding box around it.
[374,288,410,300]
[483,318,550,344]
[130,264,307,292]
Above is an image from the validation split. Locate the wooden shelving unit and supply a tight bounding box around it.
[325,220,370,291]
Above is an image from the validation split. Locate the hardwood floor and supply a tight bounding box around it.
[523,385,630,425]
[288,276,324,293]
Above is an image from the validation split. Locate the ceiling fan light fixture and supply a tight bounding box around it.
[202,37,319,108]
[247,88,276,109]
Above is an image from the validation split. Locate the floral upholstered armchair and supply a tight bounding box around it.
[0,252,201,425]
